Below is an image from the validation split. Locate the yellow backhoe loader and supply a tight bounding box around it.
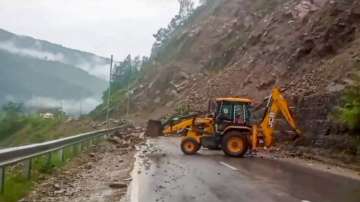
[145,87,302,157]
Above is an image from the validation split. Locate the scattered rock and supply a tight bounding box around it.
[53,183,61,190]
[154,97,161,104]
[108,137,122,144]
[84,163,92,170]
[109,182,127,189]
[54,189,65,195]
[123,177,133,182]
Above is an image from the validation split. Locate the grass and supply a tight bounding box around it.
[0,113,97,161]
[0,115,64,147]
[0,112,5,122]
[0,174,32,202]
[336,73,360,132]
[0,142,93,202]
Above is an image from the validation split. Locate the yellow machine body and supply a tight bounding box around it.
[161,87,302,157]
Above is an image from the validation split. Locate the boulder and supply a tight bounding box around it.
[351,1,360,16]
[109,182,127,189]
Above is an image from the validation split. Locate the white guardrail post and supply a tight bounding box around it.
[24,159,32,180]
[60,148,65,162]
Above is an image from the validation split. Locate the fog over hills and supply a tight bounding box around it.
[0,29,109,115]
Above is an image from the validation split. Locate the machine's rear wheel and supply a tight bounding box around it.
[222,131,248,157]
[181,138,200,155]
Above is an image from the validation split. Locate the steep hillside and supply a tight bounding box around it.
[0,29,108,108]
[102,0,360,161]
[131,0,359,109]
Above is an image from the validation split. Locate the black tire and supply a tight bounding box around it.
[181,137,201,155]
[221,131,249,157]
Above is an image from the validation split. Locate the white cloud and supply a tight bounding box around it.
[0,40,111,80]
[25,96,101,116]
[0,40,65,62]
[0,0,202,79]
[77,61,110,80]
[0,0,181,58]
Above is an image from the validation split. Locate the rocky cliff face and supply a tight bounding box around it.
[127,0,360,157]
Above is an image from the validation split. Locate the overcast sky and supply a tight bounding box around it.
[0,0,184,59]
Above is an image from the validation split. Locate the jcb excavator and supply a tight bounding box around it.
[146,87,302,157]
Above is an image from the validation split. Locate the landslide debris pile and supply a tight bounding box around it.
[121,0,360,161]
[23,124,145,202]
[131,0,360,110]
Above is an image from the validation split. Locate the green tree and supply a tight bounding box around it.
[101,54,145,103]
[178,0,194,19]
[152,0,195,56]
[2,102,24,118]
[337,73,360,131]
[0,102,25,139]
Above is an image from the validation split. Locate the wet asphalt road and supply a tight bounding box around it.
[126,137,360,202]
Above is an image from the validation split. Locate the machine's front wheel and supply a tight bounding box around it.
[181,138,200,155]
[222,131,248,157]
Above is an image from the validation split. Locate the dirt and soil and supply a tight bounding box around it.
[21,124,145,202]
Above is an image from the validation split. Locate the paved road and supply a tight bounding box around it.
[125,137,360,202]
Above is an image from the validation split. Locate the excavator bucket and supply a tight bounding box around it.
[145,120,164,137]
[292,132,305,146]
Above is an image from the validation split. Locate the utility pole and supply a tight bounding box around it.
[126,81,130,117]
[106,55,114,129]
[126,61,131,117]
[79,100,82,117]
[60,100,64,112]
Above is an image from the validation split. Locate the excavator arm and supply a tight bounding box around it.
[163,118,195,136]
[254,87,302,148]
[163,115,215,142]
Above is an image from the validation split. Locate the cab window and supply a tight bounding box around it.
[234,104,250,124]
[216,102,233,121]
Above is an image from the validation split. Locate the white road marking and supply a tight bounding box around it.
[219,161,238,171]
[301,200,311,202]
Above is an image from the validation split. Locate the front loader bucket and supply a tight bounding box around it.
[145,120,164,137]
[292,133,305,146]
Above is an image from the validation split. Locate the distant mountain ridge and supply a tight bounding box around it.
[0,28,110,79]
[0,28,108,108]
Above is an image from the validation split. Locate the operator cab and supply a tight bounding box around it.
[214,97,252,132]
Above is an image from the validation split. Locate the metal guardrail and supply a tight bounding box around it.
[0,126,122,193]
